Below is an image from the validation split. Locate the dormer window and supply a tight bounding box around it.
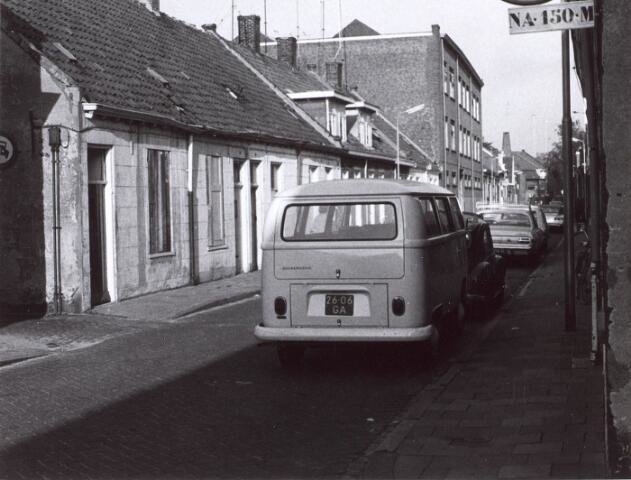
[329,109,347,142]
[357,117,373,148]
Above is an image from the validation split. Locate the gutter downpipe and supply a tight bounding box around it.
[440,38,447,188]
[49,126,62,314]
[187,134,198,285]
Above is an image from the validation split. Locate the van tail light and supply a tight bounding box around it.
[274,297,287,316]
[392,297,406,316]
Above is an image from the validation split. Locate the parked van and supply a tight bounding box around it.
[254,179,468,366]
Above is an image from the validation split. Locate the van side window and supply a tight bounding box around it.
[418,198,441,237]
[448,197,465,230]
[435,197,456,232]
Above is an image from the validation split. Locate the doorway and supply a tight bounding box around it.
[250,161,259,271]
[233,159,244,274]
[88,147,111,306]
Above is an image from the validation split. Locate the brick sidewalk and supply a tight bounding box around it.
[350,245,606,479]
[0,271,261,367]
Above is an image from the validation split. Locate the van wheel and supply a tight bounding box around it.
[277,345,304,368]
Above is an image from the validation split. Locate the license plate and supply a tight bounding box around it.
[325,294,354,316]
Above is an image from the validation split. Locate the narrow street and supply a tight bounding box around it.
[0,236,562,479]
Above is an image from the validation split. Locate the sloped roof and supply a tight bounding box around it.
[1,0,332,148]
[372,114,432,169]
[233,42,405,163]
[512,150,544,171]
[232,43,330,94]
[333,19,379,38]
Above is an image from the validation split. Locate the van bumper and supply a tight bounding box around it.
[254,323,435,343]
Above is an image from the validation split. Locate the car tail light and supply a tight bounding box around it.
[274,297,287,316]
[518,237,531,244]
[392,297,406,316]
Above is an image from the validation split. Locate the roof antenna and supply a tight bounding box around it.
[231,0,235,40]
[321,0,325,39]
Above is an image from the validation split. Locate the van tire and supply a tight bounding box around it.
[277,345,304,368]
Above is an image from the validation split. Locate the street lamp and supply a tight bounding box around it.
[396,103,424,179]
[572,137,586,173]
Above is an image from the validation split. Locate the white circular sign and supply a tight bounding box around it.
[0,135,14,166]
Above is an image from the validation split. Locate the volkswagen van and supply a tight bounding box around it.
[254,179,468,366]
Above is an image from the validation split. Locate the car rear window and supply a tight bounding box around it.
[481,212,532,227]
[282,203,397,241]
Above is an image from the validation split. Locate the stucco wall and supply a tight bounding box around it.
[0,30,86,316]
[603,0,631,473]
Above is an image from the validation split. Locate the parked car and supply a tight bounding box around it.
[254,179,468,366]
[478,208,545,262]
[465,220,506,316]
[541,204,564,231]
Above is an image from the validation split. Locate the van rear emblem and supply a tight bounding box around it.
[336,269,341,279]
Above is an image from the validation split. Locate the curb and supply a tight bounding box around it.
[173,290,261,319]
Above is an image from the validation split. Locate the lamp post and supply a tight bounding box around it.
[396,103,424,179]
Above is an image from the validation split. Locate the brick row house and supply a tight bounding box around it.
[271,20,485,211]
[0,0,434,315]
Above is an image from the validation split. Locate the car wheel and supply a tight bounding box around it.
[277,345,304,368]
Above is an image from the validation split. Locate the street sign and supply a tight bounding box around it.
[508,1,594,34]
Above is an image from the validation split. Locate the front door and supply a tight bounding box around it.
[250,161,259,271]
[88,147,110,306]
[234,160,243,274]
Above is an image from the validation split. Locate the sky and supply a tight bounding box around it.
[160,0,587,155]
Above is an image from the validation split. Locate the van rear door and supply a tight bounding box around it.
[275,201,403,327]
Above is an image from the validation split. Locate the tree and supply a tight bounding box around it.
[542,121,585,199]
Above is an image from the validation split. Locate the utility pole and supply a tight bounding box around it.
[562,24,576,331]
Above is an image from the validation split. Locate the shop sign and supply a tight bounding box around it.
[508,1,594,34]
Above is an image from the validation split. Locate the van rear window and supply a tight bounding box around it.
[282,203,397,241]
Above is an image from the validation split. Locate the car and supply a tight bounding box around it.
[478,208,545,262]
[465,220,506,317]
[541,204,564,231]
[254,179,468,366]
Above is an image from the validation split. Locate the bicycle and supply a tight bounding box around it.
[575,226,591,305]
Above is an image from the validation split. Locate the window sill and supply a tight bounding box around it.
[208,244,229,252]
[149,251,176,259]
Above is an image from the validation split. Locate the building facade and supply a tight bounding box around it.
[0,0,345,315]
[269,21,484,210]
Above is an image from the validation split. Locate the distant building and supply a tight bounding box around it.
[265,20,484,210]
[500,132,545,204]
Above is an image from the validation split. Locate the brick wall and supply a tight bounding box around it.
[603,0,631,473]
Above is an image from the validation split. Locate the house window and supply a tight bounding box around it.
[271,162,281,193]
[444,117,449,150]
[450,121,456,151]
[443,63,449,95]
[147,149,171,254]
[341,167,350,179]
[308,165,319,183]
[325,166,334,180]
[449,68,455,98]
[207,155,225,247]
[306,63,317,73]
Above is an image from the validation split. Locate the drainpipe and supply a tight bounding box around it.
[49,126,62,314]
[187,134,198,285]
[456,57,462,207]
[440,38,447,188]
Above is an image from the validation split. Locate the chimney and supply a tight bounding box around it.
[237,15,261,53]
[202,23,217,33]
[325,62,343,89]
[276,37,297,68]
[138,0,160,12]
